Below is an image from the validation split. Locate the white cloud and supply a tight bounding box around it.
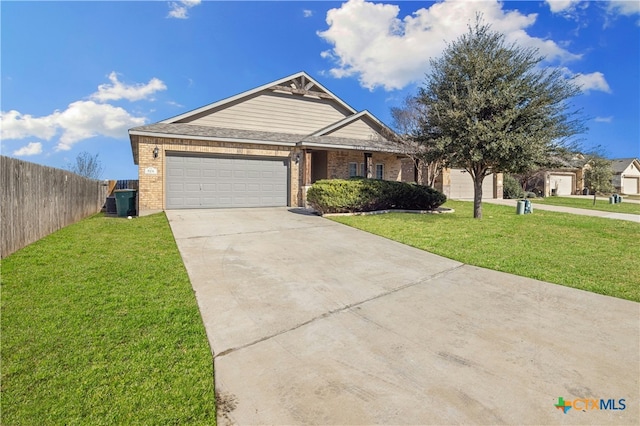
[573,71,612,93]
[54,101,146,151]
[545,0,582,13]
[12,142,43,156]
[1,110,59,140]
[318,0,582,91]
[1,73,154,151]
[595,116,613,123]
[91,72,167,102]
[167,0,201,19]
[303,9,314,18]
[608,0,640,16]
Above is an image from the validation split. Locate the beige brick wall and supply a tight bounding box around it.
[137,136,298,211]
[326,151,405,180]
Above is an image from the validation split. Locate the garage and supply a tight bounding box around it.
[549,174,574,195]
[166,154,288,209]
[449,169,494,199]
[623,177,639,195]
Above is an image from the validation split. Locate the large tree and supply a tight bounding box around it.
[417,18,585,218]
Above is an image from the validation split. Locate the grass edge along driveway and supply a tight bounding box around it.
[331,201,639,302]
[1,213,216,425]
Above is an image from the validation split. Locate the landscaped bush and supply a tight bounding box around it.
[503,174,525,199]
[306,178,446,214]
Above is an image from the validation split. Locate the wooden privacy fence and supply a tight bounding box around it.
[1,156,109,258]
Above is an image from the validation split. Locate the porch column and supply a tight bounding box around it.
[303,150,312,186]
[364,152,372,178]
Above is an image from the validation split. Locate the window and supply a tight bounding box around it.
[375,164,384,180]
[348,162,358,177]
[360,163,365,177]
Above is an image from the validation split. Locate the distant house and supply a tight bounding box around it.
[611,158,640,195]
[128,72,502,214]
[542,155,589,197]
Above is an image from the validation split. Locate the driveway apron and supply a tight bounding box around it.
[166,208,639,425]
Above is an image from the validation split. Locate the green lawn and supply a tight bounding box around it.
[331,201,640,302]
[1,214,216,425]
[532,196,640,214]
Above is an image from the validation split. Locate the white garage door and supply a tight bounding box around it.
[449,169,494,199]
[549,174,573,195]
[166,155,288,209]
[623,177,639,195]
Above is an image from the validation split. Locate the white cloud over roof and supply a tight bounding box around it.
[318,0,583,91]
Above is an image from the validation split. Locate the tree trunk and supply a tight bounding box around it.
[473,174,484,219]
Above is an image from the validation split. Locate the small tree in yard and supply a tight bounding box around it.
[584,155,614,205]
[416,18,585,218]
[390,95,443,187]
[67,151,104,179]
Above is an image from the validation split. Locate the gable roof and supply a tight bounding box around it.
[129,72,402,163]
[161,71,358,124]
[611,158,640,174]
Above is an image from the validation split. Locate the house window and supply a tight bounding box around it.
[360,163,365,177]
[375,164,384,180]
[348,162,358,177]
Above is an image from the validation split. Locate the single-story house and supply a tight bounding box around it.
[128,72,502,214]
[611,158,640,195]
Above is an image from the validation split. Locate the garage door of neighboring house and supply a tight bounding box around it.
[549,174,573,195]
[623,177,639,195]
[449,169,494,199]
[165,154,288,209]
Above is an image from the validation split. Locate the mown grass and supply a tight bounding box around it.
[533,196,640,214]
[1,213,216,425]
[331,201,640,302]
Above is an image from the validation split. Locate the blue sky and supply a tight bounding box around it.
[2,0,638,179]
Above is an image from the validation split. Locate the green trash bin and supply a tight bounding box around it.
[516,200,525,215]
[114,189,137,217]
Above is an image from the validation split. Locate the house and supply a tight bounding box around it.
[534,155,588,197]
[611,158,640,195]
[128,72,502,214]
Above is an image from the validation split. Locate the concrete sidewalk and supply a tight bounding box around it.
[168,208,639,425]
[482,198,640,222]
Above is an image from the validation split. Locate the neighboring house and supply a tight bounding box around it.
[611,158,640,195]
[534,155,589,197]
[128,72,501,214]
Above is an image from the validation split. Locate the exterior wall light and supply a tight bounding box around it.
[153,146,159,159]
[294,153,301,164]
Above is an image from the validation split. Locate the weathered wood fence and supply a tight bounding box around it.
[1,156,109,258]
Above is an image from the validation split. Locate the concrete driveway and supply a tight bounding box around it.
[167,208,638,425]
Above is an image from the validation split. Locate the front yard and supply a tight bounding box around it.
[331,200,640,302]
[1,214,216,425]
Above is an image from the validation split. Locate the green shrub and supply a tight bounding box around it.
[503,174,525,199]
[306,178,446,214]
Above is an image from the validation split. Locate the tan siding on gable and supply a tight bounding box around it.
[326,119,380,140]
[185,92,350,135]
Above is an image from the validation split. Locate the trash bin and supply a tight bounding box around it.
[105,196,117,214]
[524,199,533,214]
[516,200,525,215]
[583,188,589,196]
[114,189,137,217]
[609,196,615,204]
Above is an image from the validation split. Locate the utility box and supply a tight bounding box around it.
[114,189,137,217]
